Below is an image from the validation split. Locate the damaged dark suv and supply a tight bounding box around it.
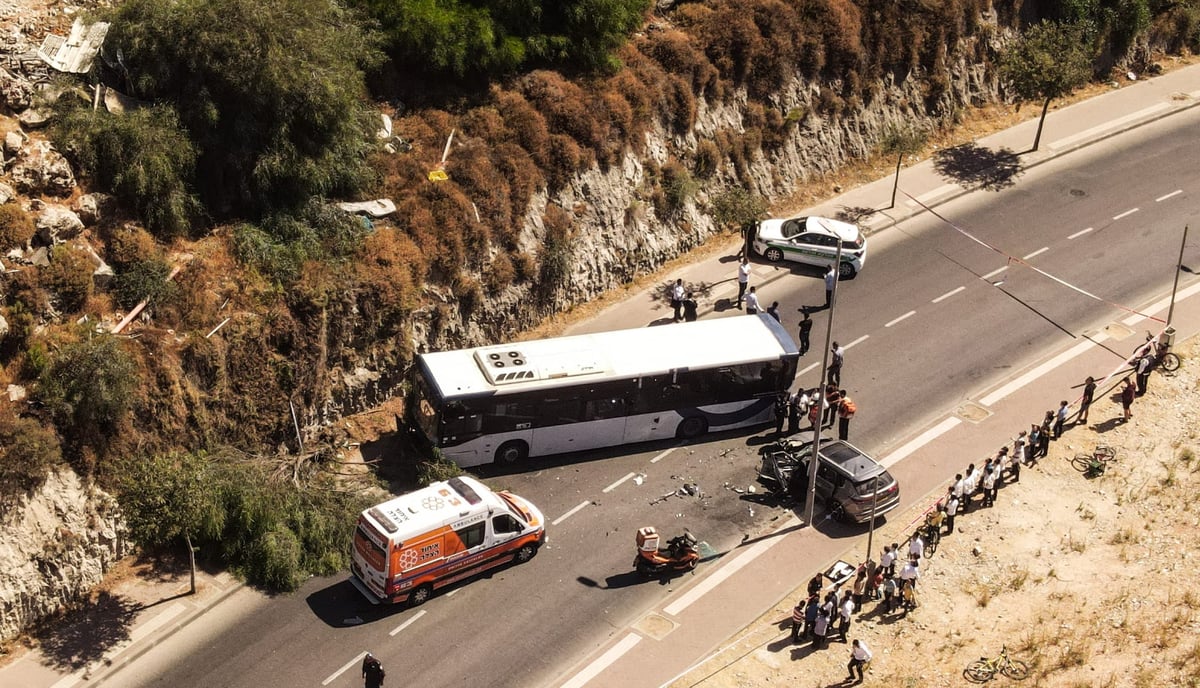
[759,437,900,523]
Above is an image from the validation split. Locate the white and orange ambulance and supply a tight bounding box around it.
[349,475,545,605]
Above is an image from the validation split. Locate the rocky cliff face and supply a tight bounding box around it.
[0,470,126,643]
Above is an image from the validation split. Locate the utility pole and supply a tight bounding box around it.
[804,241,843,525]
[864,473,880,565]
[1167,224,1188,327]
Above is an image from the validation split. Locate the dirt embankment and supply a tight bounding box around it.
[672,336,1200,688]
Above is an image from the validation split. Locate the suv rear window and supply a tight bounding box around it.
[820,442,879,479]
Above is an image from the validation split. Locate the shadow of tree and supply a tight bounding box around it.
[834,206,877,223]
[933,143,1022,191]
[35,591,137,672]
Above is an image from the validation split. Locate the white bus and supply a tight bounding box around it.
[407,314,800,467]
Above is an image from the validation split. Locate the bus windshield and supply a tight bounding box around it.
[411,374,440,443]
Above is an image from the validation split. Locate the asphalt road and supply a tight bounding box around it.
[113,107,1200,688]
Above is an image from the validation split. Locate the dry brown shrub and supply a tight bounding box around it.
[520,71,606,153]
[460,106,510,144]
[41,244,94,314]
[608,56,655,134]
[0,204,35,250]
[485,252,516,293]
[661,75,697,135]
[355,228,427,333]
[158,259,220,328]
[448,143,513,237]
[491,142,542,244]
[644,30,721,100]
[103,224,160,270]
[693,139,722,178]
[495,90,553,171]
[544,134,592,192]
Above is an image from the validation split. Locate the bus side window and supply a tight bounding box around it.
[484,399,537,433]
[455,522,486,550]
[585,397,626,420]
[443,401,483,437]
[537,397,582,426]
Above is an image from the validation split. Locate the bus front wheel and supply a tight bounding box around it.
[677,416,708,440]
[494,440,528,465]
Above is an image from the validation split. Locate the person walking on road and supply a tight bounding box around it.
[1076,376,1096,425]
[745,286,761,315]
[670,278,685,322]
[828,342,845,387]
[736,256,751,309]
[837,392,856,441]
[822,384,840,428]
[788,390,808,435]
[766,301,781,322]
[823,265,837,308]
[1121,376,1136,421]
[847,639,873,683]
[773,392,788,436]
[797,310,813,355]
[682,292,698,322]
[362,653,386,688]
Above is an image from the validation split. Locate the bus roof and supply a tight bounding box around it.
[361,476,500,540]
[419,314,799,401]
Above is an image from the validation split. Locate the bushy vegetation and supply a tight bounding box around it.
[53,106,200,238]
[113,450,369,592]
[102,0,382,220]
[351,0,651,77]
[0,405,63,496]
[40,244,94,314]
[0,203,36,250]
[113,258,177,311]
[232,201,370,286]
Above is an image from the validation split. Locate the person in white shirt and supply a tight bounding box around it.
[837,591,855,640]
[961,464,977,512]
[899,558,920,611]
[981,465,997,507]
[847,638,873,682]
[744,286,761,314]
[670,279,685,322]
[908,533,924,561]
[736,257,751,308]
[880,544,897,577]
[994,446,1010,486]
[945,491,959,534]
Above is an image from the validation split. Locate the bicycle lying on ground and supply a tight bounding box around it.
[1071,445,1117,478]
[964,645,1029,682]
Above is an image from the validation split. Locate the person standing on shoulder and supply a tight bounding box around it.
[1076,376,1096,425]
[1053,400,1069,438]
[823,264,837,308]
[828,342,845,387]
[1120,376,1136,421]
[1135,352,1152,396]
[797,310,813,355]
[736,256,751,309]
[682,292,698,322]
[745,286,761,315]
[362,653,386,688]
[670,278,685,322]
[847,639,873,683]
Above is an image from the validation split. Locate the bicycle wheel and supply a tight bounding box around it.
[1000,659,1030,680]
[964,660,995,683]
[1161,352,1181,372]
[1071,454,1093,472]
[925,533,939,556]
[1094,446,1117,463]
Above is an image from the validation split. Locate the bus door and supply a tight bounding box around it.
[623,374,673,443]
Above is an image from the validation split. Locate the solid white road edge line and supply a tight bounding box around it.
[662,535,781,617]
[1068,227,1094,240]
[603,472,637,494]
[1121,280,1200,327]
[1113,207,1140,220]
[878,417,961,469]
[885,311,916,328]
[388,610,426,637]
[1156,190,1183,202]
[558,633,643,688]
[552,500,591,526]
[51,603,188,688]
[322,651,369,686]
[931,286,965,303]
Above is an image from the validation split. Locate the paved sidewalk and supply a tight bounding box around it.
[551,62,1200,688]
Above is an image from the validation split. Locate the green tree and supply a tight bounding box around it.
[711,188,768,231]
[104,0,382,219]
[38,333,137,461]
[0,405,63,496]
[115,451,224,594]
[879,124,928,209]
[999,21,1093,151]
[54,106,200,238]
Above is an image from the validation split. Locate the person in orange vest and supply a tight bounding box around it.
[837,392,856,441]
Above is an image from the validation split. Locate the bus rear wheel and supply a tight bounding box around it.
[677,416,708,440]
[494,440,528,465]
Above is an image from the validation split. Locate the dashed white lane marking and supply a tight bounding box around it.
[1068,227,1094,240]
[388,610,427,637]
[1113,208,1139,220]
[1022,246,1049,260]
[559,633,643,688]
[52,603,188,688]
[603,472,637,494]
[878,417,961,469]
[885,311,916,327]
[844,335,869,349]
[662,532,783,617]
[799,361,820,376]
[650,446,678,464]
[322,651,369,686]
[932,286,965,303]
[981,266,1008,280]
[552,500,590,526]
[1156,189,1183,202]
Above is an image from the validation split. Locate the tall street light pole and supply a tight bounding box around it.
[804,241,843,526]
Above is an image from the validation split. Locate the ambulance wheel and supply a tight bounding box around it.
[494,440,528,465]
[408,584,434,608]
[677,416,708,440]
[514,543,538,564]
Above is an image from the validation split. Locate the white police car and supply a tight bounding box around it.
[751,216,867,278]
